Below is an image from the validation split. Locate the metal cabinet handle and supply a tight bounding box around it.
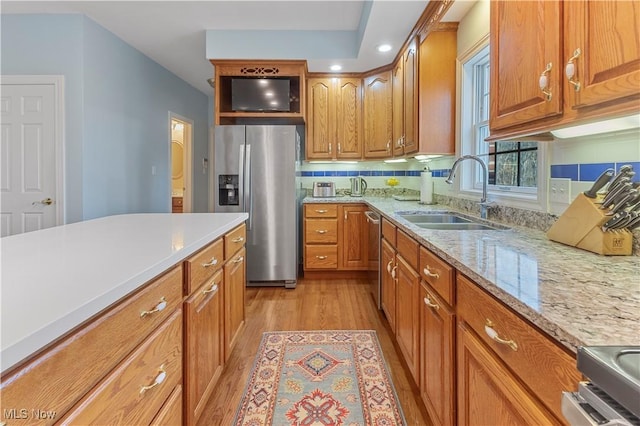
[202,257,219,267]
[423,266,440,279]
[315,209,328,214]
[485,319,518,351]
[328,143,332,155]
[565,48,581,91]
[391,265,398,279]
[140,297,167,318]
[423,295,440,311]
[386,140,391,152]
[203,283,218,295]
[140,365,167,394]
[316,255,328,260]
[233,256,244,264]
[337,143,341,154]
[386,259,394,273]
[316,229,328,234]
[538,62,553,102]
[232,236,244,243]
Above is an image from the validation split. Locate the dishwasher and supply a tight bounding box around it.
[365,210,381,309]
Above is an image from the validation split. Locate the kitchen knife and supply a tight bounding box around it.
[606,191,636,216]
[602,211,631,231]
[583,168,614,198]
[606,164,634,192]
[601,182,631,209]
[627,212,640,231]
[604,176,631,199]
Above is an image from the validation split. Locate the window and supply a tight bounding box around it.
[460,41,545,206]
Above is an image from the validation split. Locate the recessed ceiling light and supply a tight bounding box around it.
[330,64,342,71]
[264,91,274,97]
[258,79,268,86]
[377,44,392,53]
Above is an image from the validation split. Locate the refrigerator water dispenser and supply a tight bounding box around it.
[218,175,239,206]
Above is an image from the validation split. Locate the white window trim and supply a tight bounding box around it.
[455,35,548,212]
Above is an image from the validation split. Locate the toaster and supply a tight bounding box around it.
[312,182,336,197]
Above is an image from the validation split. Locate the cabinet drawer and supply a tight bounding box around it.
[420,246,454,307]
[150,384,183,426]
[381,217,396,246]
[185,238,224,295]
[397,229,418,270]
[305,219,338,243]
[305,245,338,269]
[224,223,246,260]
[305,204,338,218]
[59,310,182,425]
[457,275,581,420]
[0,267,182,425]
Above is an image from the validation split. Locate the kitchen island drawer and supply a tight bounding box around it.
[420,246,454,306]
[457,275,581,420]
[224,223,246,260]
[305,204,338,218]
[185,238,224,294]
[58,309,183,425]
[305,219,338,243]
[0,266,182,425]
[305,245,338,269]
[397,229,418,270]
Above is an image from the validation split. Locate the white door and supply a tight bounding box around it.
[1,79,61,236]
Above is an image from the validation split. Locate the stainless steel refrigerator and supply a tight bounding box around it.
[214,125,301,288]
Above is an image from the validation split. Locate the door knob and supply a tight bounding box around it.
[40,198,54,205]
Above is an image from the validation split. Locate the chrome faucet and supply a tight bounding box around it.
[445,155,494,219]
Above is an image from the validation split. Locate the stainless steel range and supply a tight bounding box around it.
[562,346,640,425]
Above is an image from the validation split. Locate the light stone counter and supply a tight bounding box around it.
[1,213,247,372]
[304,196,640,353]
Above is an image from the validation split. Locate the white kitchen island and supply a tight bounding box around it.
[1,213,247,373]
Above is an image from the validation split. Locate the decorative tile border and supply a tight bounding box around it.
[551,161,640,182]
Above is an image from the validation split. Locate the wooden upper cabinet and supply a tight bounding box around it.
[392,60,405,157]
[489,0,563,132]
[403,43,418,155]
[418,27,457,155]
[364,70,393,158]
[564,0,640,111]
[306,77,362,160]
[489,0,640,139]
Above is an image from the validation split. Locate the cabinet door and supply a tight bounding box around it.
[335,78,363,159]
[489,0,563,131]
[395,255,420,384]
[403,42,418,155]
[224,247,246,361]
[564,0,640,110]
[363,71,393,158]
[457,322,557,426]
[339,205,368,270]
[184,271,223,425]
[420,283,455,426]
[381,239,397,333]
[307,78,333,160]
[392,59,405,157]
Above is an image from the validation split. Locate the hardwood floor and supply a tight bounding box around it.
[197,278,431,425]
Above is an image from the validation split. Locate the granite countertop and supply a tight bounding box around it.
[1,212,247,373]
[304,196,640,353]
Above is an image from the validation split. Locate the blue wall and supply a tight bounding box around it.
[1,14,210,221]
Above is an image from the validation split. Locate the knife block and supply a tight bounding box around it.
[547,193,632,255]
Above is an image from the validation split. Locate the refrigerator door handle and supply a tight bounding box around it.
[245,144,253,230]
[238,145,245,212]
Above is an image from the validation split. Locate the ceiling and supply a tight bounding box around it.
[2,1,475,95]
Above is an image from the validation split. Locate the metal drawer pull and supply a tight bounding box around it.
[423,295,440,310]
[391,265,398,279]
[316,230,328,234]
[315,209,328,214]
[386,259,394,273]
[140,297,167,318]
[140,365,167,394]
[233,256,244,264]
[484,319,518,351]
[565,48,581,91]
[232,236,244,243]
[202,257,219,267]
[538,62,553,102]
[423,266,440,279]
[316,255,328,260]
[203,283,218,295]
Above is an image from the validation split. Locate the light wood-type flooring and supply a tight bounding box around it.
[197,278,431,425]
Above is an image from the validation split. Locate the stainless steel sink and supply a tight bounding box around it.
[397,212,508,231]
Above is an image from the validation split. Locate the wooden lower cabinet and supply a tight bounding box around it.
[184,270,224,425]
[395,255,420,384]
[381,238,397,333]
[224,247,246,360]
[420,282,455,426]
[151,385,183,426]
[457,321,557,426]
[340,204,368,270]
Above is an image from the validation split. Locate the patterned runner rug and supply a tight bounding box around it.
[233,330,406,425]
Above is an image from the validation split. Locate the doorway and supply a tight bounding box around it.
[169,113,193,213]
[1,75,65,236]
